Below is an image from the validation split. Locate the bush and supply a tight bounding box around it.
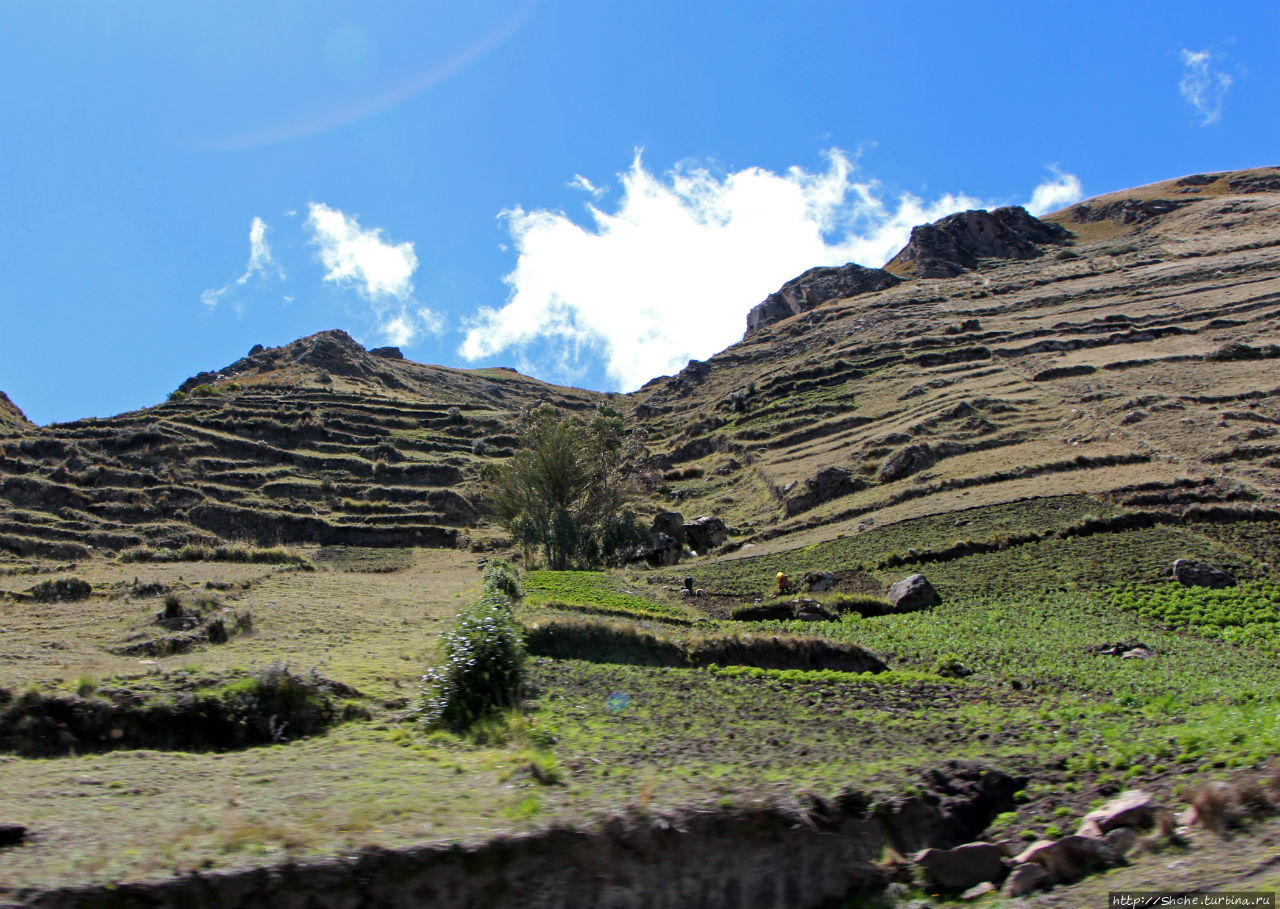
[482,557,522,600]
[419,564,526,732]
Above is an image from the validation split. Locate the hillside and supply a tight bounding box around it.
[3,167,1280,907]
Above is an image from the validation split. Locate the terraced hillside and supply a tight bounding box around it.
[634,167,1280,559]
[0,330,607,564]
[4,167,1280,907]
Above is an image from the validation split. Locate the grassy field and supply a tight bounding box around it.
[2,488,1280,900]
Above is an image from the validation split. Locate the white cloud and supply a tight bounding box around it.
[305,203,417,300]
[568,174,605,198]
[201,216,282,308]
[461,149,990,391]
[417,307,446,337]
[374,306,446,348]
[1026,168,1084,216]
[1180,48,1232,125]
[305,203,424,343]
[380,313,417,347]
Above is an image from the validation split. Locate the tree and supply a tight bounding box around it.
[487,405,650,570]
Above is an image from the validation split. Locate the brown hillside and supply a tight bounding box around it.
[0,391,32,435]
[3,170,1280,564]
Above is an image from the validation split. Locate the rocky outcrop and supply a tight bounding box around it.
[888,206,1071,278]
[784,466,867,515]
[368,346,404,359]
[745,264,900,335]
[886,574,939,613]
[1172,559,1235,588]
[178,330,378,393]
[1070,198,1189,225]
[879,444,937,482]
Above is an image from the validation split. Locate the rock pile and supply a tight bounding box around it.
[910,790,1165,898]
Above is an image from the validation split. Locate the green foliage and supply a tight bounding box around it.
[488,405,651,569]
[523,570,688,621]
[482,558,522,600]
[1109,581,1280,647]
[419,564,527,733]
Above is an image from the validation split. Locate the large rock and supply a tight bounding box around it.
[1078,790,1161,836]
[784,466,867,515]
[650,512,685,544]
[888,206,1072,279]
[804,571,837,593]
[1001,862,1048,897]
[886,574,940,613]
[645,533,682,568]
[879,444,937,482]
[683,516,728,553]
[914,842,1007,892]
[1014,835,1118,884]
[745,263,901,335]
[1172,559,1235,589]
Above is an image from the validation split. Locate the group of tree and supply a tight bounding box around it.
[485,404,654,570]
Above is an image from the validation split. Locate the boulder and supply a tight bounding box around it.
[784,466,867,515]
[914,842,1007,892]
[745,263,901,335]
[645,533,682,568]
[1001,862,1048,897]
[886,574,939,613]
[1079,790,1161,835]
[0,823,26,847]
[1172,559,1235,589]
[960,882,996,901]
[1105,827,1139,857]
[650,512,686,544]
[624,533,681,568]
[879,444,937,482]
[1015,835,1118,884]
[368,346,404,359]
[683,516,728,552]
[804,571,837,593]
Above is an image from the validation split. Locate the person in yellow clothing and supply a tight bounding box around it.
[776,571,791,594]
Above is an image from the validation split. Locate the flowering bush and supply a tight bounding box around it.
[418,564,526,732]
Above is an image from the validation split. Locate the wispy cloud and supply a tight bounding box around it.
[305,202,437,346]
[1180,48,1232,125]
[567,174,605,198]
[461,150,1077,391]
[201,217,282,309]
[1026,168,1084,216]
[380,308,446,347]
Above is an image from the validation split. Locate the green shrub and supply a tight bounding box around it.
[418,561,527,732]
[482,558,522,601]
[419,592,526,732]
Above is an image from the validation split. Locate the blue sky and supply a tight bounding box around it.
[2,1,1275,425]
